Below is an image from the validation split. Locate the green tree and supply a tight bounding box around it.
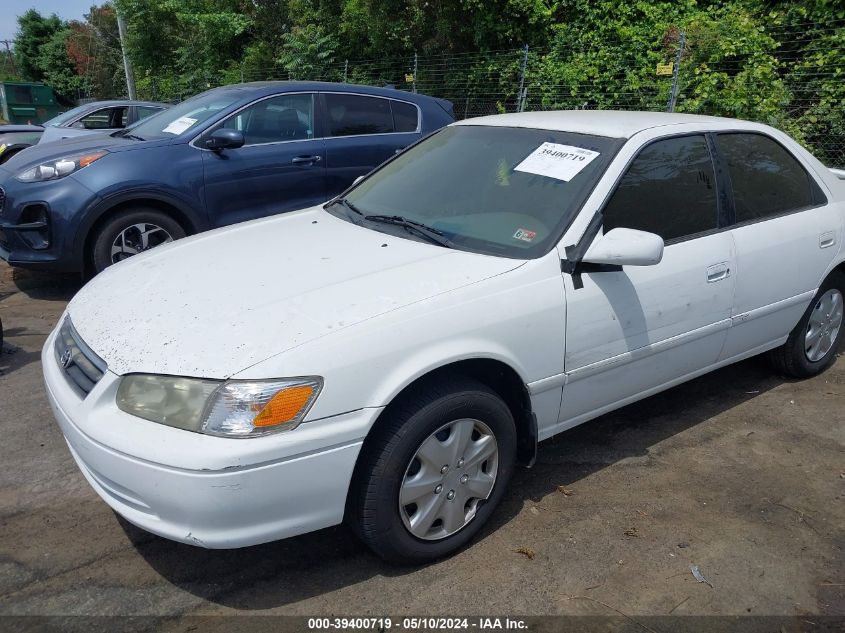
[14,9,65,82]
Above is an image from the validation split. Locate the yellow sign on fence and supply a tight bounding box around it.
[405,73,415,83]
[656,62,674,76]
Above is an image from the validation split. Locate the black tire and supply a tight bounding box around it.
[768,270,844,378]
[348,375,516,564]
[91,208,186,274]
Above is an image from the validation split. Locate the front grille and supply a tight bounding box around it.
[54,317,106,397]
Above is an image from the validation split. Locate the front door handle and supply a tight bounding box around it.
[292,155,322,164]
[706,262,730,283]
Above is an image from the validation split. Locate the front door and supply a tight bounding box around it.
[559,134,737,429]
[201,92,327,228]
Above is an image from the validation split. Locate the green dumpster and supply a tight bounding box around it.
[0,82,60,124]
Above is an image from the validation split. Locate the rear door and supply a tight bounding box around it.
[200,92,327,227]
[320,92,421,199]
[559,133,737,426]
[715,132,841,360]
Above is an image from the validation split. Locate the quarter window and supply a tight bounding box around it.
[391,100,418,132]
[603,135,718,242]
[716,133,819,222]
[326,94,393,136]
[220,93,314,145]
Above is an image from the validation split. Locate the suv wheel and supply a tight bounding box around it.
[768,270,844,378]
[349,376,516,564]
[91,208,186,274]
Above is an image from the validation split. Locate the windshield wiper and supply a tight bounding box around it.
[363,214,454,248]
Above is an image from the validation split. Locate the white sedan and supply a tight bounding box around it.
[43,111,844,563]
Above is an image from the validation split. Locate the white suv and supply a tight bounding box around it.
[43,111,844,563]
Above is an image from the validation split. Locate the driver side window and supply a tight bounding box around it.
[603,135,718,243]
[220,93,314,146]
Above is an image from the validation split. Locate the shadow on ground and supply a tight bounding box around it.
[122,356,787,610]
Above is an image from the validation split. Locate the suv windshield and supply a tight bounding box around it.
[331,125,623,258]
[126,90,243,140]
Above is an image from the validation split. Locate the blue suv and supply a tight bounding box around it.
[0,82,454,274]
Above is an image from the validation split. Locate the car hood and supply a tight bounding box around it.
[0,124,43,134]
[38,125,108,145]
[3,132,172,170]
[67,208,523,378]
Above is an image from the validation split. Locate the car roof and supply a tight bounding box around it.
[80,100,169,109]
[453,110,759,138]
[208,81,439,104]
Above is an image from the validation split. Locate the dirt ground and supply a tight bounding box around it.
[0,261,843,630]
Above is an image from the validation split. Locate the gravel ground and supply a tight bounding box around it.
[0,262,842,630]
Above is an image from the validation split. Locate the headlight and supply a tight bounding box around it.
[16,150,107,183]
[116,375,323,438]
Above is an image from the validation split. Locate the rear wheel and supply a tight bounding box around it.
[90,208,186,274]
[768,271,844,378]
[349,376,516,564]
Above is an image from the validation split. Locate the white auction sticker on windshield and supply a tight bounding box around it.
[514,142,600,182]
[162,116,198,135]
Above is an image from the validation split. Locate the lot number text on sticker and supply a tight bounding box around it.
[514,142,600,182]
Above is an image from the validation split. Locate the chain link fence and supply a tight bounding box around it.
[138,21,845,168]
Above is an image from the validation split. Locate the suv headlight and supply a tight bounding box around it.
[16,150,107,183]
[116,375,323,438]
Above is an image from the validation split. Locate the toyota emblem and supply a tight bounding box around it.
[60,348,73,368]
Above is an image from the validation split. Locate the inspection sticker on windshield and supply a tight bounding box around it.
[514,142,600,182]
[513,228,537,242]
[162,116,198,135]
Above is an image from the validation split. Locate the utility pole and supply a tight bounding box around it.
[666,31,686,113]
[116,8,137,99]
[517,44,529,112]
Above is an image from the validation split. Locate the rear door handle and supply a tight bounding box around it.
[706,262,730,283]
[292,155,321,164]
[820,231,836,249]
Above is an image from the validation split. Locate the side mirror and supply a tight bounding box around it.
[206,129,245,151]
[582,228,664,267]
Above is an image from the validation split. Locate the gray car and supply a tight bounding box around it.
[0,100,169,163]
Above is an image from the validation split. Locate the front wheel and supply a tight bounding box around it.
[90,208,186,274]
[349,376,516,564]
[768,270,844,378]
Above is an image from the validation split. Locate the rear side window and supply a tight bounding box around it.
[326,94,393,136]
[717,133,822,222]
[603,135,718,242]
[137,106,164,120]
[391,100,418,132]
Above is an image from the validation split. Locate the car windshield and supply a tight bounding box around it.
[42,104,93,127]
[126,90,242,140]
[331,125,624,258]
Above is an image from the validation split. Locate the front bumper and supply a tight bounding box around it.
[42,327,381,548]
[0,170,98,272]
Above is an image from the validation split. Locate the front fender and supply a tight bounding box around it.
[235,253,568,430]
